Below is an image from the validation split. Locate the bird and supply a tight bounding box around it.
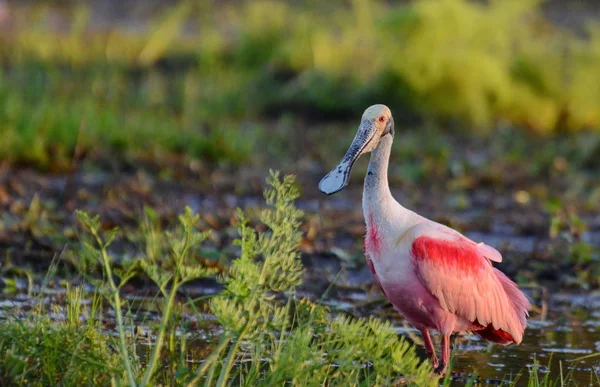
[318,104,530,375]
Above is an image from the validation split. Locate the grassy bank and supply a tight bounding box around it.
[1,0,600,171]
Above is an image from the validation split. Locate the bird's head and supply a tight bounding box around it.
[318,104,394,195]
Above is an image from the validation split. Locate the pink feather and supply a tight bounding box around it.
[411,236,530,344]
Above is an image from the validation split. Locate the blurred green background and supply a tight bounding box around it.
[1,0,600,173]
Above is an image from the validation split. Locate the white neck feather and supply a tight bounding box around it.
[362,135,420,242]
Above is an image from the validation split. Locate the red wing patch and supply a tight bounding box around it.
[411,236,487,275]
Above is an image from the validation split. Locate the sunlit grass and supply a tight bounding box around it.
[0,64,258,170]
[0,0,599,170]
[2,0,599,139]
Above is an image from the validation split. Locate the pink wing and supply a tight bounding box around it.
[411,236,530,344]
[475,242,502,262]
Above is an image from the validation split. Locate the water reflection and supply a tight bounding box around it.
[448,318,600,385]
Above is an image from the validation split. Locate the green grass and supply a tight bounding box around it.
[0,0,600,170]
[0,315,125,386]
[0,65,259,170]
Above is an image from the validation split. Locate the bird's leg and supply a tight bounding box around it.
[420,329,438,369]
[434,334,451,376]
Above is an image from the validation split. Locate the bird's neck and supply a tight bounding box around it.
[363,134,394,206]
[363,135,416,241]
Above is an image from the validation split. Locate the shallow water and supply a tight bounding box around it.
[450,316,600,385]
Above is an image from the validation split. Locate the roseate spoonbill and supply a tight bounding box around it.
[318,104,530,374]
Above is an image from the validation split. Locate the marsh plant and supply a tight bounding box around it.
[0,172,433,386]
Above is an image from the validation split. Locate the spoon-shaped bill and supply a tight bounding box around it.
[318,121,375,195]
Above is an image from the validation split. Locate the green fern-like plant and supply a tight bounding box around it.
[201,170,434,386]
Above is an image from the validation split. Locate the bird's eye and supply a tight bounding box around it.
[378,116,386,123]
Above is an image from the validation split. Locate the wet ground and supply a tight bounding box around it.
[0,146,599,385]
